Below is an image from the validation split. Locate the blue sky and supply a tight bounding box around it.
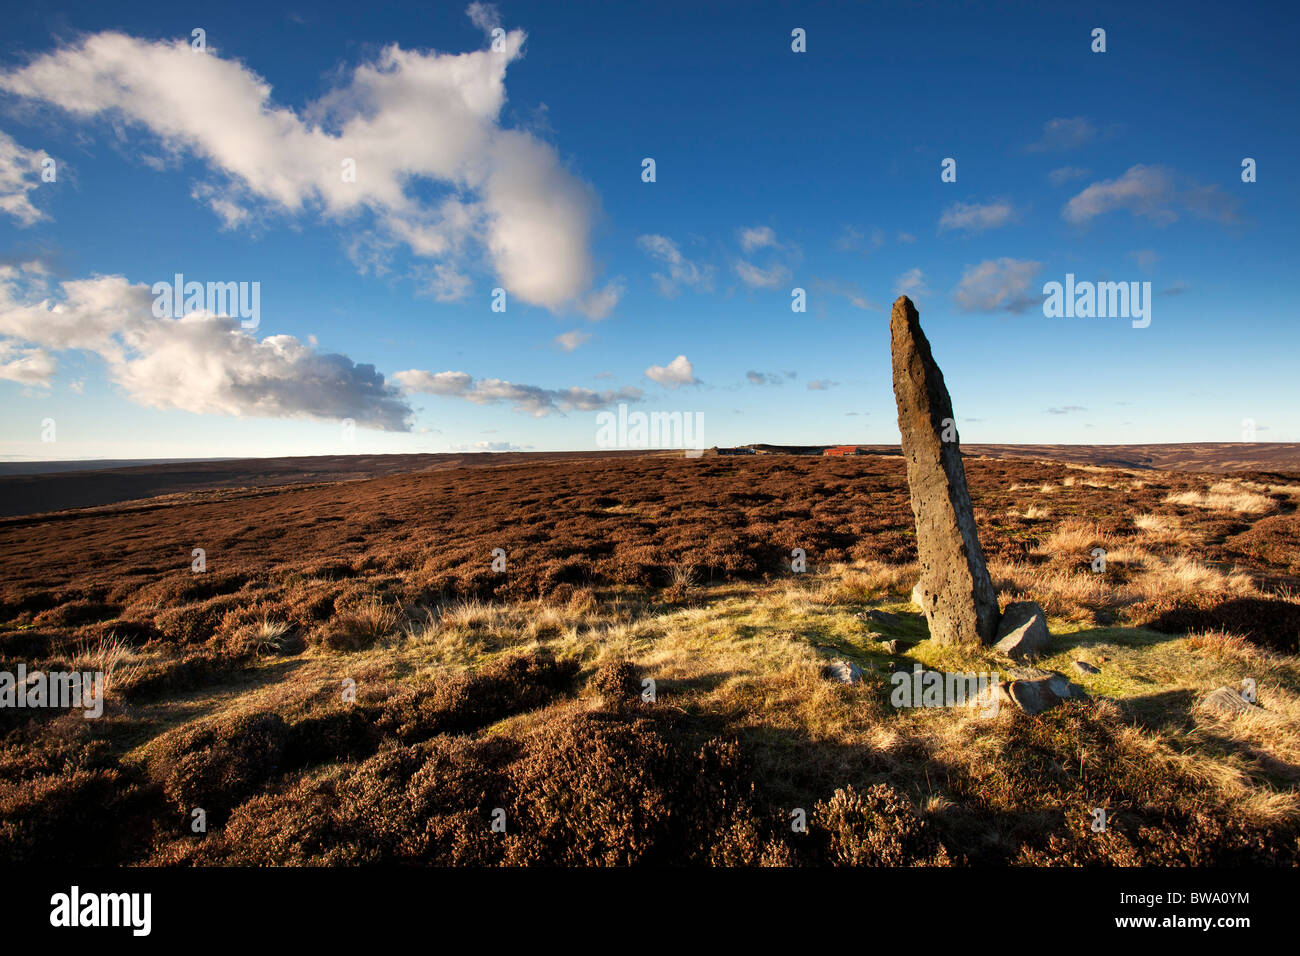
[0,0,1296,460]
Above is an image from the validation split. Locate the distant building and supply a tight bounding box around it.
[823,445,866,456]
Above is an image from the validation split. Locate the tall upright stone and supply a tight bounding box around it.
[890,295,999,645]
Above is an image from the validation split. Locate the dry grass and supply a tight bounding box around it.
[314,597,401,652]
[1133,512,1192,544]
[71,633,140,696]
[1165,481,1278,514]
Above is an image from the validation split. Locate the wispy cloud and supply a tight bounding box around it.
[554,329,591,351]
[735,259,791,289]
[894,267,931,299]
[739,225,779,253]
[953,258,1042,313]
[746,369,796,386]
[395,367,641,417]
[637,234,712,296]
[833,225,886,254]
[1062,164,1240,226]
[938,200,1016,234]
[1027,116,1096,152]
[577,277,624,320]
[1048,165,1090,185]
[0,131,51,226]
[449,439,530,452]
[811,277,881,311]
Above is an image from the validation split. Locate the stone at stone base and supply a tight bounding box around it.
[993,601,1051,659]
[890,295,1000,646]
[1074,660,1100,675]
[1196,686,1258,718]
[825,659,864,684]
[1007,677,1064,715]
[1003,668,1089,715]
[910,581,927,609]
[1048,674,1089,700]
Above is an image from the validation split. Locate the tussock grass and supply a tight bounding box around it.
[1165,482,1278,514]
[71,633,140,697]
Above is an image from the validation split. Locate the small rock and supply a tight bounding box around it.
[910,581,927,609]
[883,639,902,655]
[865,609,900,626]
[993,601,1052,660]
[1196,686,1258,719]
[1007,676,1064,715]
[1074,660,1100,675]
[825,659,864,684]
[1048,674,1088,700]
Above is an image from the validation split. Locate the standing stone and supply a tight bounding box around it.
[890,295,999,645]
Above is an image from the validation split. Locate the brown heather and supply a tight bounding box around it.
[1,452,1298,866]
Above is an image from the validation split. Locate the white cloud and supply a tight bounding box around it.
[894,267,930,299]
[637,234,712,296]
[1128,249,1160,271]
[645,354,696,388]
[1062,165,1240,227]
[735,259,790,289]
[0,13,607,312]
[0,264,413,428]
[812,278,880,311]
[394,367,641,416]
[577,277,623,320]
[739,225,778,253]
[419,262,474,302]
[0,340,55,384]
[465,2,501,33]
[833,225,885,254]
[451,440,528,452]
[0,131,51,226]
[806,379,837,391]
[746,369,796,386]
[1048,165,1090,185]
[952,258,1042,313]
[555,329,590,351]
[1027,116,1096,152]
[1063,165,1178,225]
[938,200,1015,234]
